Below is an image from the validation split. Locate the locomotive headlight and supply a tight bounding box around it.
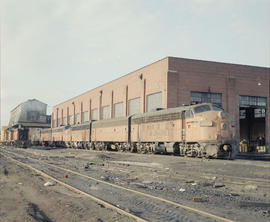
[218,111,226,119]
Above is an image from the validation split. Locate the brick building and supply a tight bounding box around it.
[52,57,270,153]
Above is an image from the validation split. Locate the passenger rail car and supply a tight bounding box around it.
[34,103,235,159]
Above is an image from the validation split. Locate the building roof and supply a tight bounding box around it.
[10,99,47,112]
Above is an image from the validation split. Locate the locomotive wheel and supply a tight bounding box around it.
[131,143,137,153]
[173,143,180,155]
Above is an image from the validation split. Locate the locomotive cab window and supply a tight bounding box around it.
[194,105,211,113]
[212,105,223,111]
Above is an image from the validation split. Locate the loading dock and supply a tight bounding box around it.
[239,96,266,153]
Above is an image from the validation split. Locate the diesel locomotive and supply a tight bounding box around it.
[35,103,235,159]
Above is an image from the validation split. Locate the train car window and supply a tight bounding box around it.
[194,105,211,113]
[212,105,223,111]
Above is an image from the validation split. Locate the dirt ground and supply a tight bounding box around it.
[0,154,134,222]
[1,146,270,222]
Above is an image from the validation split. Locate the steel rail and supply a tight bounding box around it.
[16,147,270,184]
[0,152,147,222]
[1,148,236,222]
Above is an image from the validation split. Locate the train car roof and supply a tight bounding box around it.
[132,103,212,119]
[92,116,129,128]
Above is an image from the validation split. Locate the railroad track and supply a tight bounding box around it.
[18,147,270,189]
[8,146,270,186]
[0,148,236,222]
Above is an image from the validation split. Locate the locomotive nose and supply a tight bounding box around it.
[223,144,229,151]
[218,111,226,119]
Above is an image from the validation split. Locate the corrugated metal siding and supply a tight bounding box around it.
[9,99,48,126]
[132,112,181,124]
[93,117,128,128]
[131,104,199,124]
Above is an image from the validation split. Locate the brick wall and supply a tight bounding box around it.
[52,58,168,124]
[168,57,270,152]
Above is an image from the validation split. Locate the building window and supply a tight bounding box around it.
[240,110,246,119]
[128,97,141,115]
[69,115,74,125]
[63,117,67,125]
[75,113,80,124]
[57,118,60,127]
[114,102,123,118]
[27,111,39,121]
[190,92,222,107]
[147,92,162,112]
[102,106,110,120]
[91,109,98,120]
[240,96,266,107]
[254,108,265,118]
[82,111,89,122]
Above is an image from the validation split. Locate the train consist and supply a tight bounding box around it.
[4,103,236,159]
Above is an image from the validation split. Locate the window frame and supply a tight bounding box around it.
[190,91,222,108]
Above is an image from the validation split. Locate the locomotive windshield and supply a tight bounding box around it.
[212,105,223,111]
[194,105,211,113]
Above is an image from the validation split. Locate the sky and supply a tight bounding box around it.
[1,0,270,127]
